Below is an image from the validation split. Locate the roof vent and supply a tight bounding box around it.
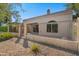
[47,9,51,15]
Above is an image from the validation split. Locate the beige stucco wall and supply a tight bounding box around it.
[26,34,78,52]
[39,21,72,39]
[23,10,73,40]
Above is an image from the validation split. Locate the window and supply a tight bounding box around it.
[47,24,51,32]
[47,21,58,33]
[33,25,39,32]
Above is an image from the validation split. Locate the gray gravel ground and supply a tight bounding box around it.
[0,38,76,56]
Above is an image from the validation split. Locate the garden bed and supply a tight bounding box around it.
[0,32,17,42]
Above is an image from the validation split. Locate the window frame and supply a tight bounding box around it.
[47,21,58,33]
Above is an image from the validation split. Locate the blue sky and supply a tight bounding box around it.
[13,3,67,22]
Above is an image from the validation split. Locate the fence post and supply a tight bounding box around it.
[75,17,79,55]
[18,24,21,37]
[24,23,27,37]
[76,17,79,41]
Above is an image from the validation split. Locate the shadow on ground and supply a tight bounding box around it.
[23,39,28,48]
[15,37,28,48]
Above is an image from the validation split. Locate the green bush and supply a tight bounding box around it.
[0,32,16,42]
[0,26,8,32]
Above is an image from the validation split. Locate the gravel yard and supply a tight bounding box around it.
[0,38,77,56]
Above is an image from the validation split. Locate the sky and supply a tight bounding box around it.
[13,3,67,22]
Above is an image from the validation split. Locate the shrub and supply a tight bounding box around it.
[0,26,8,32]
[0,32,16,42]
[30,44,40,55]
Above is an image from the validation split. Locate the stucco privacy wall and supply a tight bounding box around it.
[26,34,78,52]
[23,10,73,39]
[71,17,79,41]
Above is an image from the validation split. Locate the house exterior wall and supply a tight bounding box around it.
[38,14,73,39]
[39,21,72,39]
[23,10,73,40]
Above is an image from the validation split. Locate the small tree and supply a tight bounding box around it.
[66,3,79,21]
[0,3,23,32]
